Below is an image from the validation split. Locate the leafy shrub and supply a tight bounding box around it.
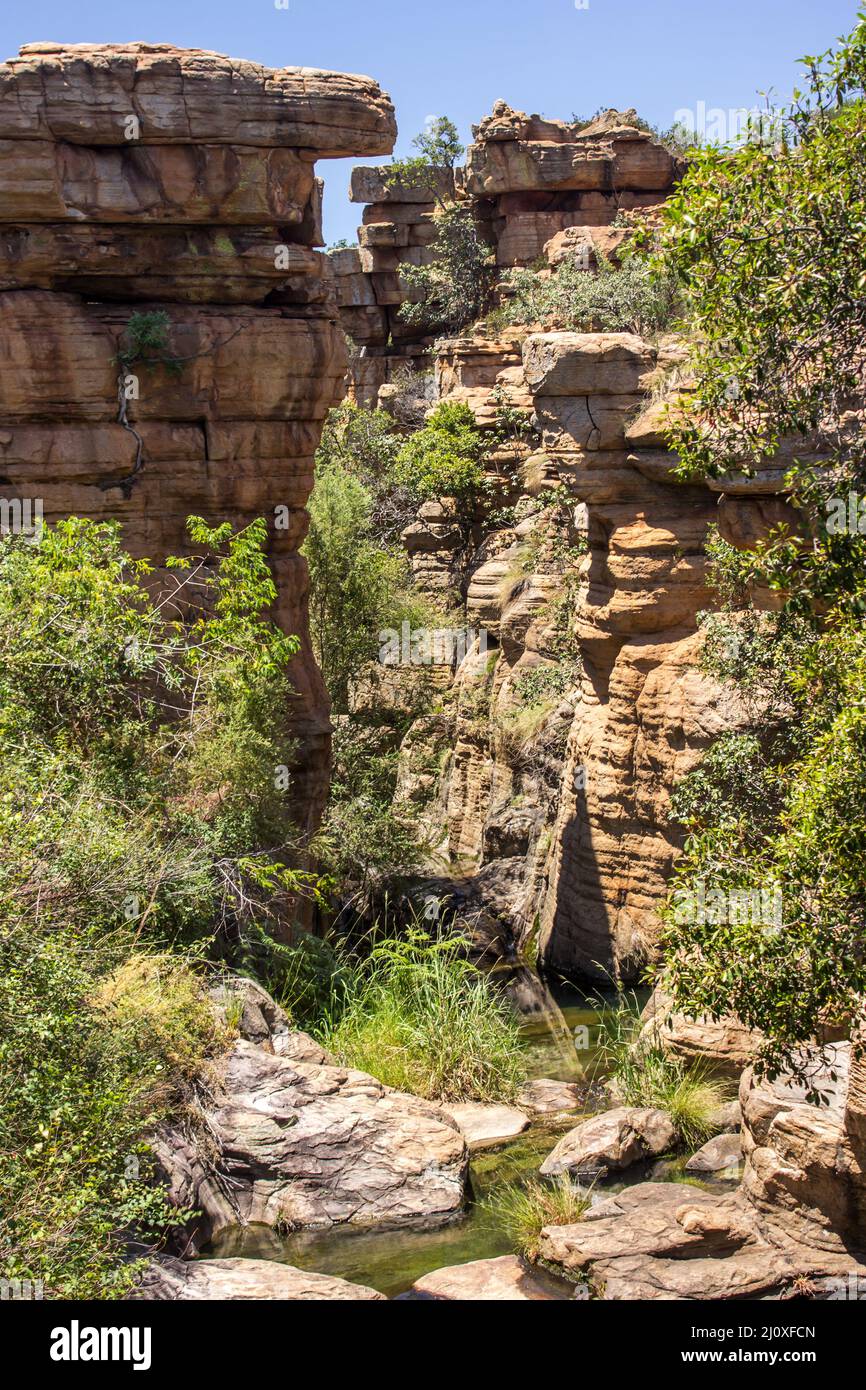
[491,249,680,336]
[393,400,487,501]
[398,204,497,335]
[0,929,221,1298]
[386,116,464,198]
[0,517,323,1295]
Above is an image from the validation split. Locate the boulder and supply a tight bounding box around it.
[523,332,656,397]
[544,225,629,269]
[539,1106,676,1178]
[134,1256,384,1301]
[404,1255,565,1301]
[518,1079,583,1117]
[540,1181,865,1300]
[439,1101,530,1151]
[685,1132,743,1174]
[154,1038,469,1246]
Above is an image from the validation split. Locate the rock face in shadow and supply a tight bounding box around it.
[0,42,396,830]
[382,328,759,982]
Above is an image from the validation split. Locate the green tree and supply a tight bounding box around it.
[654,17,866,1088]
[387,115,464,200]
[0,515,322,1295]
[393,400,487,501]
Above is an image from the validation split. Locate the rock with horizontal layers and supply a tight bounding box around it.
[523,332,656,396]
[0,225,329,303]
[439,1101,530,1151]
[154,1038,469,1246]
[740,1042,866,1252]
[0,43,398,848]
[0,139,317,225]
[404,1255,567,1301]
[350,165,452,204]
[0,44,396,154]
[685,1132,743,1174]
[135,1256,385,1301]
[540,1106,677,1178]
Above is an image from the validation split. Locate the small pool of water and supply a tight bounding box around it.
[204,976,732,1298]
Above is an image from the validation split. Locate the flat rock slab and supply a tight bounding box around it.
[135,1256,384,1301]
[1,43,396,156]
[440,1101,530,1151]
[686,1132,743,1174]
[405,1255,564,1301]
[518,1079,583,1117]
[540,1106,676,1178]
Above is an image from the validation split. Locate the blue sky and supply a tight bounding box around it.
[1,0,859,243]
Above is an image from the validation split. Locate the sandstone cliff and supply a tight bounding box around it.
[0,42,396,826]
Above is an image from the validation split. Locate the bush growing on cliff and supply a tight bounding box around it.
[491,247,681,336]
[386,115,464,198]
[393,400,487,501]
[653,16,866,1089]
[399,204,497,335]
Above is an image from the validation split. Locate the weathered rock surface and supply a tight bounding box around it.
[155,1038,469,1247]
[641,986,760,1078]
[0,44,396,154]
[685,1132,743,1174]
[740,1042,866,1252]
[539,1047,866,1298]
[135,1255,385,1301]
[540,1106,676,1178]
[540,1183,810,1300]
[439,1101,530,1151]
[518,1079,583,1116]
[405,1255,566,1301]
[0,43,396,834]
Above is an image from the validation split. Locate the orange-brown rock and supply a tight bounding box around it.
[0,44,396,154]
[0,43,397,832]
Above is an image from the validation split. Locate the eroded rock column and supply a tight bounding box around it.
[0,42,396,827]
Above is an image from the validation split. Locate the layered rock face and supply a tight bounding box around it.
[394,328,749,980]
[0,42,396,824]
[328,166,448,406]
[465,103,683,268]
[330,105,681,406]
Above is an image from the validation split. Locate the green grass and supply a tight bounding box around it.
[592,991,733,1151]
[481,1175,592,1260]
[318,928,527,1103]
